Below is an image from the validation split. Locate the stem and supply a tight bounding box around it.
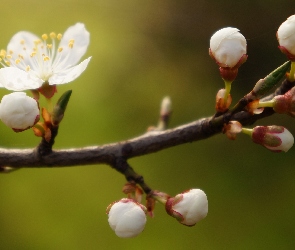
[241,128,253,136]
[257,100,274,108]
[289,62,295,82]
[223,80,232,105]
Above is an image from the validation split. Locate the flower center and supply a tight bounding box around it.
[0,32,75,82]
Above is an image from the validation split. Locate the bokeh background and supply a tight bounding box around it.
[0,0,295,249]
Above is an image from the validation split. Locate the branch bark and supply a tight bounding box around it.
[0,79,293,169]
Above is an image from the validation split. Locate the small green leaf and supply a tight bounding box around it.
[252,61,291,98]
[51,90,72,126]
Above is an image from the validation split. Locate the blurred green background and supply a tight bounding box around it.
[0,0,295,249]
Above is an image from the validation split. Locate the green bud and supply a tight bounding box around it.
[51,90,72,126]
[252,61,291,98]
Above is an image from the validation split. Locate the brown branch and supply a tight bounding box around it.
[0,79,293,170]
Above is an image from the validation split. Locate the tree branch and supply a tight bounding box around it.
[0,79,293,170]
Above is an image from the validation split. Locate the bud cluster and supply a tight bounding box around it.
[106,185,208,238]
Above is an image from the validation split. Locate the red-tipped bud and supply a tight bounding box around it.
[165,189,208,226]
[252,126,294,152]
[277,15,295,61]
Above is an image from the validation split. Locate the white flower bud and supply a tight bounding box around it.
[277,15,295,56]
[0,92,39,132]
[166,189,208,226]
[209,27,247,68]
[106,198,147,238]
[252,126,294,152]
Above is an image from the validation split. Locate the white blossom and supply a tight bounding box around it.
[106,198,147,238]
[0,92,39,131]
[166,189,208,226]
[277,15,295,56]
[0,23,91,91]
[209,27,247,68]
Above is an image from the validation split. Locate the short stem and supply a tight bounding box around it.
[241,128,253,137]
[223,80,232,105]
[257,100,275,108]
[289,62,295,82]
[47,98,53,113]
[152,195,167,205]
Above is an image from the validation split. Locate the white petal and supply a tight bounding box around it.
[48,57,91,85]
[0,67,43,91]
[56,23,90,67]
[7,31,40,71]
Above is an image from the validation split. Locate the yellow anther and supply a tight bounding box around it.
[58,47,63,52]
[42,34,48,40]
[57,33,62,40]
[34,39,41,45]
[15,59,21,64]
[5,61,10,66]
[9,50,13,55]
[68,39,74,49]
[0,50,6,58]
[6,55,12,59]
[47,44,53,49]
[50,32,56,39]
[43,56,50,61]
[18,54,24,59]
[30,52,36,57]
[20,39,25,45]
[26,65,30,71]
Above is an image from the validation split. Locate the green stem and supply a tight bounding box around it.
[241,128,253,136]
[289,62,295,82]
[223,80,232,105]
[257,100,275,108]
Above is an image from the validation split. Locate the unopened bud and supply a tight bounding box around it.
[277,15,295,61]
[0,92,39,132]
[165,189,208,226]
[252,126,294,152]
[106,198,147,238]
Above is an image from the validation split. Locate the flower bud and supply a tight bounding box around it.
[215,88,232,112]
[106,198,147,238]
[252,126,294,152]
[277,15,295,60]
[165,189,208,226]
[272,87,295,115]
[209,27,247,68]
[0,92,39,132]
[223,121,242,140]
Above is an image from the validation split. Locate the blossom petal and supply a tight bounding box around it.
[56,23,90,68]
[7,31,40,71]
[48,57,91,85]
[0,67,43,91]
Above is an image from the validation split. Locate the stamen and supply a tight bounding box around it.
[20,39,25,45]
[68,39,75,48]
[43,56,50,61]
[6,55,12,59]
[58,47,63,52]
[42,34,48,40]
[47,44,53,49]
[34,39,41,45]
[30,52,36,57]
[5,61,10,66]
[26,65,30,71]
[15,59,21,64]
[57,33,62,40]
[9,50,13,55]
[50,32,56,39]
[0,50,6,58]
